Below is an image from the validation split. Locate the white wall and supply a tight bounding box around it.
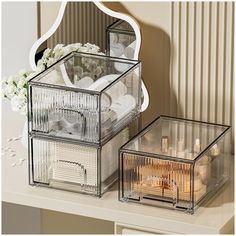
[2,1,38,123]
[1,2,41,234]
[2,1,38,75]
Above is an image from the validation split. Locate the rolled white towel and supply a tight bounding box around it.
[114,55,130,73]
[110,33,119,44]
[110,43,125,57]
[74,75,94,89]
[87,74,128,109]
[110,94,136,122]
[124,40,136,59]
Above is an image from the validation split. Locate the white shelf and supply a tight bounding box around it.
[2,102,234,234]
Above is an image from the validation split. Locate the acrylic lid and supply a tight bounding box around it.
[28,52,140,94]
[121,116,230,162]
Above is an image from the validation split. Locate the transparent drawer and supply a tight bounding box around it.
[107,20,136,59]
[28,52,141,144]
[29,117,140,196]
[119,116,231,213]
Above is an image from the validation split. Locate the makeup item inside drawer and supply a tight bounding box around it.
[48,108,86,136]
[193,138,201,153]
[88,74,128,106]
[161,136,169,153]
[210,144,220,157]
[195,155,211,185]
[131,161,206,202]
[74,75,94,89]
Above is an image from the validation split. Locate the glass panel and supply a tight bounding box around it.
[123,116,229,161]
[101,64,141,139]
[30,86,100,143]
[101,117,140,194]
[31,52,137,88]
[194,135,230,209]
[121,153,192,210]
[31,137,98,195]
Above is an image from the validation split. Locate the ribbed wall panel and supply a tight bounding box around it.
[47,2,116,52]
[170,2,234,146]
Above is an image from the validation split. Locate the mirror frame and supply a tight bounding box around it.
[29,1,149,112]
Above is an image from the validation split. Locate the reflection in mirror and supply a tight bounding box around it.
[107,20,136,59]
[36,2,136,59]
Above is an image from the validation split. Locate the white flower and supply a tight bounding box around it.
[54,50,65,60]
[98,51,105,56]
[71,43,82,49]
[46,57,56,67]
[42,48,51,59]
[78,46,89,53]
[53,44,64,54]
[17,79,26,89]
[36,64,45,72]
[18,89,27,100]
[4,85,16,98]
[11,96,21,112]
[19,69,27,77]
[37,59,44,67]
[62,45,74,55]
[84,43,100,54]
[27,72,38,80]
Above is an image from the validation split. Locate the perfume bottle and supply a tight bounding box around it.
[210,144,220,157]
[161,136,169,153]
[193,138,201,153]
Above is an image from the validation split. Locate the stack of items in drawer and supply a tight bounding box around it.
[27,51,142,196]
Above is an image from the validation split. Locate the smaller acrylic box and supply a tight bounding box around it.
[119,116,231,213]
[29,117,140,196]
[28,52,141,144]
[107,20,136,59]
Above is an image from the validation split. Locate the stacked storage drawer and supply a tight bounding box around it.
[27,51,141,196]
[119,116,231,213]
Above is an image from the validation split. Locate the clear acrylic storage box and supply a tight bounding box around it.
[119,116,231,213]
[29,117,140,196]
[107,20,136,59]
[28,52,141,144]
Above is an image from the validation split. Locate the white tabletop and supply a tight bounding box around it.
[2,100,234,234]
